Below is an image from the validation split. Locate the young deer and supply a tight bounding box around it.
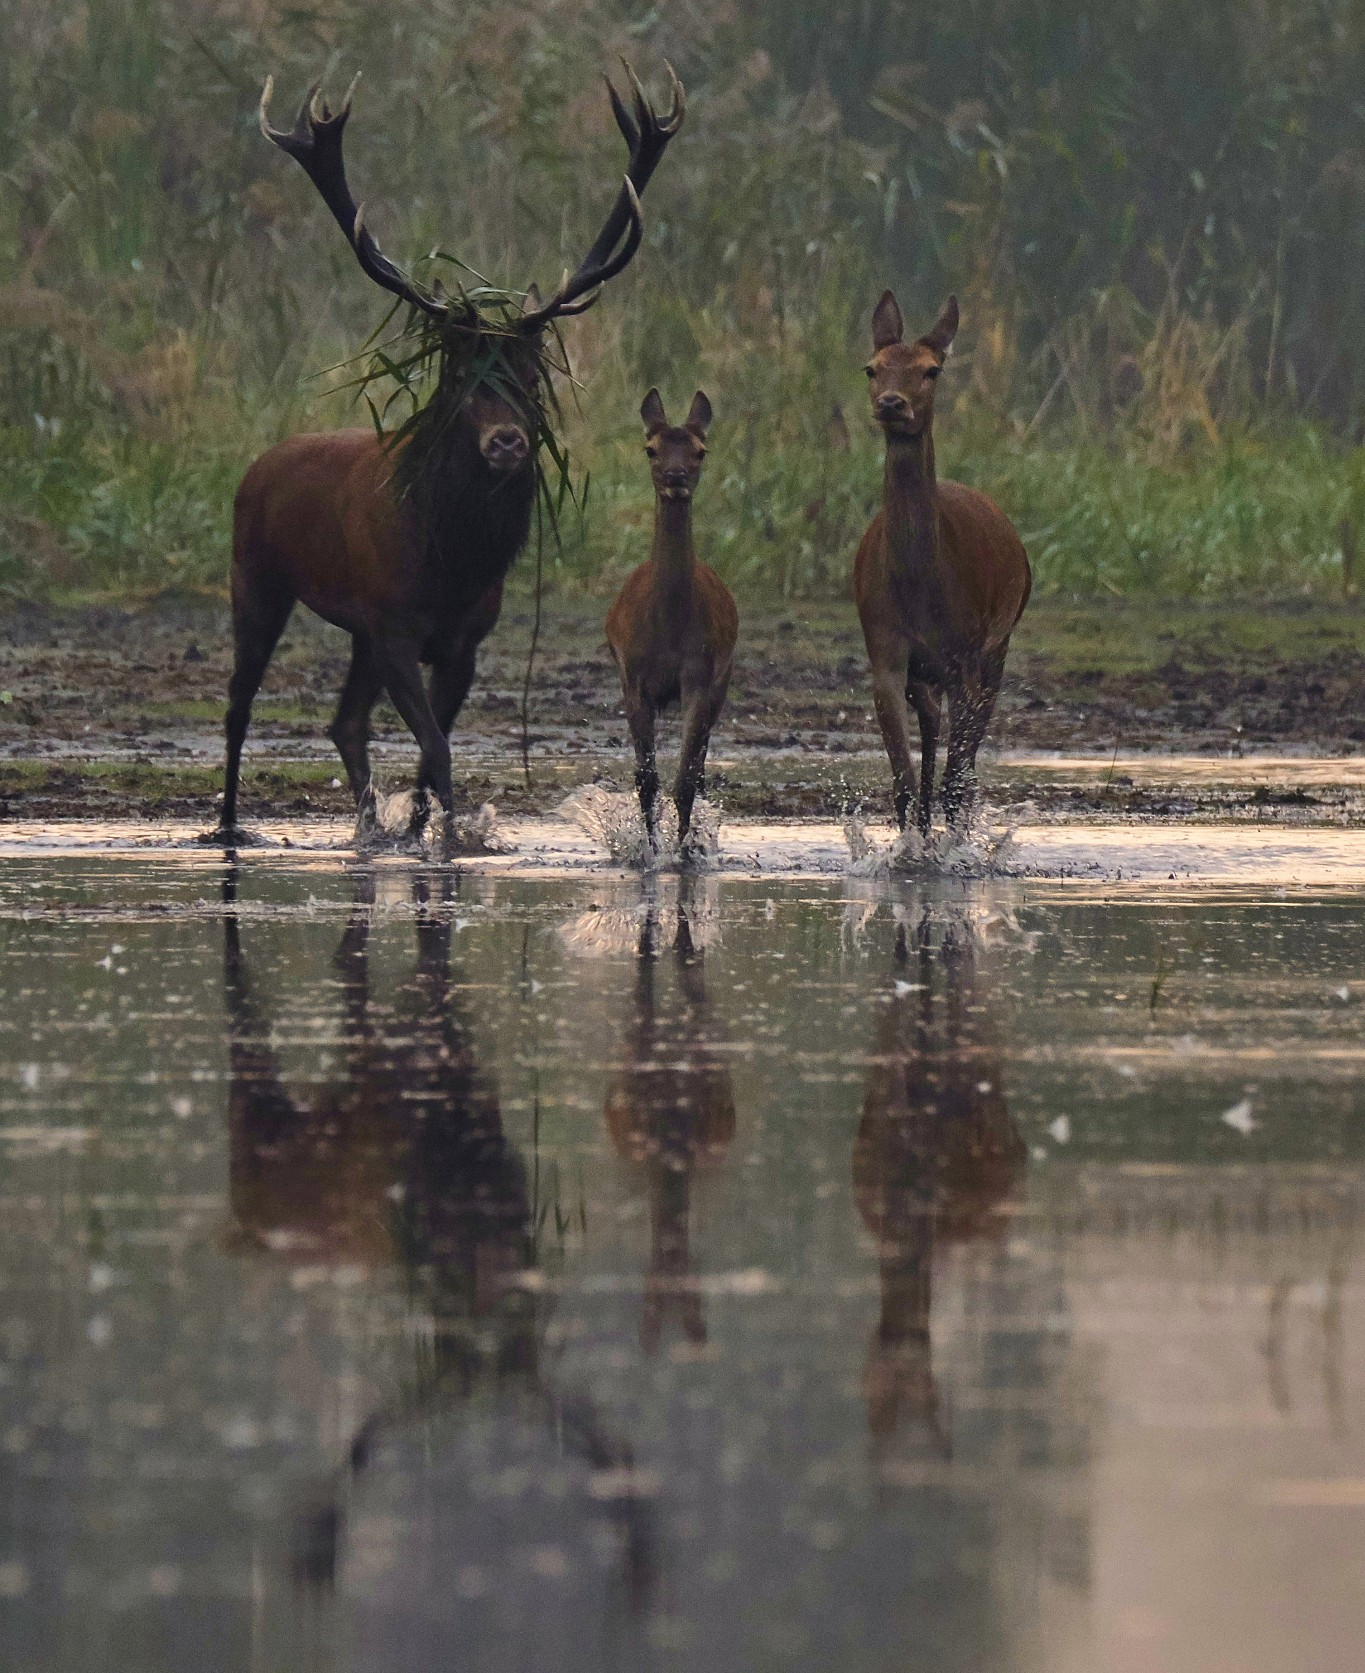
[855,293,1031,834]
[605,390,738,851]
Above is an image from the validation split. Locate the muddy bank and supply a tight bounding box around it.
[2,595,1363,823]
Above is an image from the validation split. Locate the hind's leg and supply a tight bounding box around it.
[211,588,294,839]
[624,689,660,847]
[674,675,728,847]
[328,636,384,814]
[907,682,942,837]
[942,660,1004,831]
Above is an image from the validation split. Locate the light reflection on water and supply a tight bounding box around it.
[0,858,1363,1672]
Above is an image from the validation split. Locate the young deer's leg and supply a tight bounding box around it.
[374,638,454,818]
[674,675,729,847]
[869,642,920,831]
[329,636,384,814]
[624,688,660,847]
[214,586,295,839]
[908,681,942,837]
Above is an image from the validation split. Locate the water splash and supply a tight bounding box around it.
[354,792,510,858]
[558,786,721,871]
[844,805,1018,879]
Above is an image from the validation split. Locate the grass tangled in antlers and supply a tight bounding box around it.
[340,279,585,549]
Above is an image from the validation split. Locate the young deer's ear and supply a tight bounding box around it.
[685,389,713,437]
[640,387,668,435]
[871,289,905,350]
[921,295,959,356]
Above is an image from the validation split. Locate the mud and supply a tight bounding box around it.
[2,595,1364,824]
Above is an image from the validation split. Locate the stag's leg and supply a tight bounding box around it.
[624,688,661,848]
[214,588,295,839]
[374,638,454,818]
[869,644,920,831]
[674,677,728,848]
[329,636,384,818]
[908,680,942,837]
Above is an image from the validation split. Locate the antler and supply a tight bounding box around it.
[259,75,446,319]
[520,60,685,330]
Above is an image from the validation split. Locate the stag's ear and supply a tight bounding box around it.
[640,388,668,435]
[921,295,959,356]
[871,289,905,350]
[685,390,713,438]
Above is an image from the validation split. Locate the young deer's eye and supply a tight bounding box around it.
[924,366,941,380]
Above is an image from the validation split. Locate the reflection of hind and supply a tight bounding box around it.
[220,869,652,1604]
[853,919,1025,1453]
[604,887,736,1353]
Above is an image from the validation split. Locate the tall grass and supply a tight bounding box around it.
[1,0,1364,603]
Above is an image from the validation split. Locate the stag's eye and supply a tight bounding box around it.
[695,446,707,459]
[864,365,876,378]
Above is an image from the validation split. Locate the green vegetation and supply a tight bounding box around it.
[2,0,1365,603]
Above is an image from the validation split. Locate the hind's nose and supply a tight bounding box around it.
[876,392,908,418]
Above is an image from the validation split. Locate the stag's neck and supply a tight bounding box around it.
[882,430,940,578]
[650,497,697,606]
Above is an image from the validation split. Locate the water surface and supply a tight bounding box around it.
[1,855,1363,1672]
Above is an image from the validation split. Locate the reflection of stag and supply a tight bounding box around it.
[221,869,651,1602]
[604,888,735,1354]
[853,918,1025,1453]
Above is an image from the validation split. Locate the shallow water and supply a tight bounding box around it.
[2,855,1364,1673]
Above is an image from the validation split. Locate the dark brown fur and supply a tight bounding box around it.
[854,292,1032,832]
[605,389,739,848]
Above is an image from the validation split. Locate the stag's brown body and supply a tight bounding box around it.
[854,293,1031,833]
[605,390,737,848]
[211,66,683,841]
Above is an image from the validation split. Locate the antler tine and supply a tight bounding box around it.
[521,62,682,331]
[258,73,445,320]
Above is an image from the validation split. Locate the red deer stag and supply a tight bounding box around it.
[854,293,1031,835]
[605,390,737,852]
[207,66,684,843]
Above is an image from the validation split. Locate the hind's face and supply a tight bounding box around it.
[865,343,944,438]
[645,425,707,502]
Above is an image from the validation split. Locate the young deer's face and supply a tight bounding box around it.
[641,388,712,502]
[865,292,959,439]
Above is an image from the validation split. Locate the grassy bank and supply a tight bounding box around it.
[3,396,1363,605]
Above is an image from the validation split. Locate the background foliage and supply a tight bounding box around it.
[3,0,1365,600]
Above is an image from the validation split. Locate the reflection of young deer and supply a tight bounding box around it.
[604,888,736,1352]
[853,918,1025,1452]
[606,391,738,852]
[221,870,652,1600]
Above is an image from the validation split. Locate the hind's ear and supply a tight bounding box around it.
[685,390,713,437]
[640,388,668,435]
[872,290,904,350]
[920,295,959,356]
